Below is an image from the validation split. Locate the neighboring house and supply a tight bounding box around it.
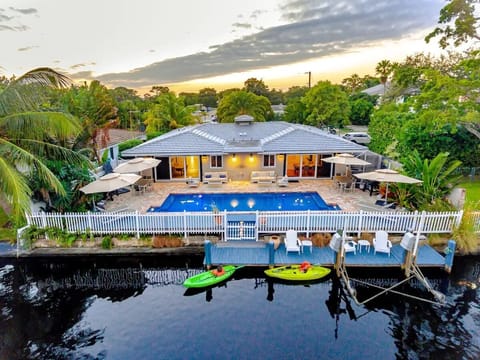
[362,81,419,104]
[123,115,375,182]
[96,129,145,168]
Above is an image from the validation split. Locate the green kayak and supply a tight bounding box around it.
[183,265,239,288]
[264,265,331,281]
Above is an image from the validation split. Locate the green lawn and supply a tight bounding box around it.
[458,180,480,206]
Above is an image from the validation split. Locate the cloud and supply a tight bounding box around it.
[0,24,28,31]
[8,7,38,15]
[94,0,442,88]
[0,14,13,22]
[232,22,252,29]
[17,45,38,52]
[70,62,97,70]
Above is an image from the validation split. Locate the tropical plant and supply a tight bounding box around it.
[144,92,195,134]
[0,68,86,222]
[402,151,463,209]
[62,80,118,162]
[452,202,480,254]
[375,59,394,94]
[216,90,273,122]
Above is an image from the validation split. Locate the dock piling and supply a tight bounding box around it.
[444,240,456,273]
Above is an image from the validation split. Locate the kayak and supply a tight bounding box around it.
[183,265,239,288]
[264,265,331,281]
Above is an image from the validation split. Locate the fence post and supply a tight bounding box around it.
[135,211,140,239]
[306,210,311,238]
[456,210,464,228]
[183,210,188,239]
[357,210,364,237]
[87,211,92,233]
[204,240,212,269]
[444,240,456,273]
[268,241,275,268]
[223,210,227,242]
[255,210,259,241]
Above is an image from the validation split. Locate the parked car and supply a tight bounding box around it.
[342,132,371,145]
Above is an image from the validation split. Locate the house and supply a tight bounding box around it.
[122,115,373,182]
[96,129,145,168]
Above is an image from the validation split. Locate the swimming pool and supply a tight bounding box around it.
[148,192,339,212]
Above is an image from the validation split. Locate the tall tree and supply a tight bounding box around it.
[198,88,218,108]
[216,90,273,122]
[0,68,85,221]
[302,81,350,128]
[144,92,194,134]
[243,78,269,97]
[425,0,480,48]
[341,74,363,93]
[62,80,118,162]
[375,59,394,94]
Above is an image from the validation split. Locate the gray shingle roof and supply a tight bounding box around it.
[122,121,366,156]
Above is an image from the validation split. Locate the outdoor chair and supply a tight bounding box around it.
[344,240,357,255]
[373,230,392,256]
[285,229,301,254]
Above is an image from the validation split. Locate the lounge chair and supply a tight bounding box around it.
[373,230,392,256]
[285,229,301,254]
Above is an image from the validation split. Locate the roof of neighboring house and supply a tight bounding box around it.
[97,129,145,150]
[122,121,366,157]
[362,82,389,96]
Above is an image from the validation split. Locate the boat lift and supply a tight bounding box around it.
[332,219,454,306]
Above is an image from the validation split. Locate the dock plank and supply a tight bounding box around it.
[208,243,446,268]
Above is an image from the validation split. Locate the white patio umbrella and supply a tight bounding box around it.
[354,169,422,201]
[80,173,142,194]
[113,157,161,174]
[322,153,371,166]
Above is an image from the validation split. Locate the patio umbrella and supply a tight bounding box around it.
[322,153,371,166]
[80,173,142,194]
[113,157,161,174]
[354,169,422,201]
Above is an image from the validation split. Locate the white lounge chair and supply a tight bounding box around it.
[285,229,301,254]
[373,230,392,256]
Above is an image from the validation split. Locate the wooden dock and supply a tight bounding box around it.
[208,242,446,268]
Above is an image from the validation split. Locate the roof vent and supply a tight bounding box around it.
[234,114,254,125]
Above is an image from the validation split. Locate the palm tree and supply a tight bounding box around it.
[216,90,273,122]
[375,60,394,94]
[0,68,85,222]
[144,92,195,134]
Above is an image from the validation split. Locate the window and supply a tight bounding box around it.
[263,154,275,167]
[210,155,223,168]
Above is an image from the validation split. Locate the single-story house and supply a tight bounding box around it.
[97,129,145,168]
[122,115,376,182]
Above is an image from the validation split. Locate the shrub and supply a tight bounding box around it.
[101,235,113,249]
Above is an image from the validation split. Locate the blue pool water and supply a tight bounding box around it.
[148,192,339,212]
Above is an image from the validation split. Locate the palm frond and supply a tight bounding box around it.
[1,111,81,141]
[13,67,71,88]
[0,138,66,196]
[0,154,33,220]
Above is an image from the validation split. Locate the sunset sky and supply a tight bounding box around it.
[1,0,446,93]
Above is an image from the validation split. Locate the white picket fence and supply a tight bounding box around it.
[26,209,464,240]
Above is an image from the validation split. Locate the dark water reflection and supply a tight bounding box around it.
[0,255,478,360]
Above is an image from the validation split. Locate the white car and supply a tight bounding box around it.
[342,132,371,145]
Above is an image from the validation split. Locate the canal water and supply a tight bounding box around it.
[0,255,478,360]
